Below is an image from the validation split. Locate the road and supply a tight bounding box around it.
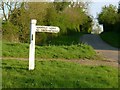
[80,34,119,61]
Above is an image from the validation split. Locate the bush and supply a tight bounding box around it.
[100,31,120,48]
[2,22,19,42]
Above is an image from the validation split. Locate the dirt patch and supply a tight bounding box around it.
[2,57,118,68]
[64,59,118,68]
[95,50,118,61]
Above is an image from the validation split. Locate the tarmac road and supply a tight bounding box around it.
[80,34,119,61]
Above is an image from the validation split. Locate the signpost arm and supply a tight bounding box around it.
[29,19,37,70]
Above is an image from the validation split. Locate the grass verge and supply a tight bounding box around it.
[100,32,120,48]
[47,32,85,45]
[2,59,118,88]
[2,42,98,59]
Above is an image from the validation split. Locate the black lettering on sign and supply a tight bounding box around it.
[32,34,33,40]
[50,28,55,29]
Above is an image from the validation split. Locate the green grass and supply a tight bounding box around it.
[2,42,97,59]
[47,32,85,45]
[2,59,118,88]
[100,32,120,48]
[0,40,2,57]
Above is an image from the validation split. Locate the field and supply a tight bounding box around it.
[2,59,118,88]
[2,36,118,88]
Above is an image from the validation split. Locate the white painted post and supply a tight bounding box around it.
[29,19,37,70]
[29,19,60,70]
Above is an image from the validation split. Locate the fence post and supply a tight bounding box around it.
[29,19,37,70]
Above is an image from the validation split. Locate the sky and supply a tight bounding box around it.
[89,0,119,19]
[0,0,119,18]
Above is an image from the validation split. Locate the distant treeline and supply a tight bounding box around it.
[2,2,92,44]
[98,4,120,33]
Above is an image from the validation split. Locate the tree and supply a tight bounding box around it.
[98,5,118,25]
[53,2,70,12]
[2,1,93,43]
[98,4,119,32]
[0,0,21,21]
[118,1,120,13]
[9,2,52,43]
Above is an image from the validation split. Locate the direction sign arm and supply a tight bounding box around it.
[36,26,60,33]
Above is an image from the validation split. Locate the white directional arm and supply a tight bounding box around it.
[36,26,60,33]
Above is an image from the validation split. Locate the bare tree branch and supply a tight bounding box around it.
[0,0,20,21]
[1,1,7,21]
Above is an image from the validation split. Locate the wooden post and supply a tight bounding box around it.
[29,19,37,70]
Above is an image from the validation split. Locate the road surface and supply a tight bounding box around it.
[80,34,119,61]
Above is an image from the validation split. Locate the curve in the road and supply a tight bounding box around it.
[80,34,119,61]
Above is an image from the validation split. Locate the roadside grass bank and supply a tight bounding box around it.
[2,59,118,88]
[47,32,85,46]
[2,42,99,60]
[100,32,120,48]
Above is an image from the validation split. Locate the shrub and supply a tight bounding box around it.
[2,22,19,42]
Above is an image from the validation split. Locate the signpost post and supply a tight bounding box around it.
[29,19,36,70]
[29,19,60,70]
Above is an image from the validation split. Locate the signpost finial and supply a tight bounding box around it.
[31,19,37,24]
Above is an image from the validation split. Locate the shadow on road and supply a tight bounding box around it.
[80,34,119,61]
[80,34,118,51]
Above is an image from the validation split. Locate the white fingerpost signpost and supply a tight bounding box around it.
[29,19,60,70]
[29,19,37,70]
